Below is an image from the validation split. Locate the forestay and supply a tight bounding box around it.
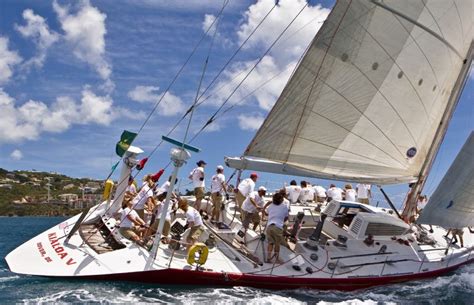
[417,132,474,228]
[232,0,473,184]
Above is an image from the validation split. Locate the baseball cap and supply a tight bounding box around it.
[250,172,258,178]
[197,160,207,166]
[216,165,224,170]
[258,186,267,192]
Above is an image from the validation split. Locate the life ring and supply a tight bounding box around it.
[102,179,114,200]
[187,243,209,265]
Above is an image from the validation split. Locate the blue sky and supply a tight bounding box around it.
[0,0,472,209]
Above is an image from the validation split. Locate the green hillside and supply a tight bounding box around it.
[0,168,103,216]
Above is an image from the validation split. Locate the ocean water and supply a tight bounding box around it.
[1,217,474,304]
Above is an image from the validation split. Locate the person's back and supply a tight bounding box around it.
[327,185,343,201]
[285,183,301,204]
[298,183,314,202]
[356,184,371,204]
[267,202,289,229]
[238,178,255,197]
[344,184,357,201]
[242,191,264,213]
[211,173,225,193]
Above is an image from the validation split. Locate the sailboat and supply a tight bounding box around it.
[6,0,474,290]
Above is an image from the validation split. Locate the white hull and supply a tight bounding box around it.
[5,199,474,290]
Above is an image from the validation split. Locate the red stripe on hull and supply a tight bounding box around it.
[66,259,474,291]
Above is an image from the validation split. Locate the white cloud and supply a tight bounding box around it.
[237,114,264,131]
[15,9,59,69]
[237,0,329,62]
[0,36,22,84]
[128,85,185,116]
[53,0,112,82]
[0,88,137,143]
[10,149,23,160]
[202,0,329,112]
[202,14,216,36]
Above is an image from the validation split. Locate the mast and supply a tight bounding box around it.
[402,41,474,221]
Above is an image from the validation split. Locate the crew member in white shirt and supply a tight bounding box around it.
[120,198,147,245]
[298,181,315,203]
[236,172,258,209]
[356,183,372,205]
[313,185,327,203]
[126,176,137,195]
[210,165,227,223]
[189,160,206,212]
[285,180,301,205]
[344,184,357,202]
[327,184,343,201]
[132,174,155,220]
[157,176,177,198]
[241,186,267,235]
[145,193,173,243]
[264,193,290,264]
[178,198,205,252]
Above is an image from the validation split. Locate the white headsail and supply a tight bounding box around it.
[227,0,473,184]
[417,132,474,228]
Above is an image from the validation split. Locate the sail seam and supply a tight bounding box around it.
[285,0,353,163]
[306,108,407,168]
[302,71,408,160]
[370,0,463,59]
[296,135,403,168]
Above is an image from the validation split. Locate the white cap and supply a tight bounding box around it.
[217,165,224,170]
[258,186,267,192]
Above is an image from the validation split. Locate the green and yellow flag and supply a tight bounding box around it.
[115,130,137,157]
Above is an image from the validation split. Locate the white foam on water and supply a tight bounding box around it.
[0,275,20,282]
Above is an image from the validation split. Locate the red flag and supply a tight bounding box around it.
[136,158,149,170]
[151,169,164,182]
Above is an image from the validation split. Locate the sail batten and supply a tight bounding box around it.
[236,0,473,184]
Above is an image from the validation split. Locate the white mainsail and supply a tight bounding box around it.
[228,0,473,184]
[417,132,474,228]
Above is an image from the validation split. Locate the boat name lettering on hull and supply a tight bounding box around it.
[48,232,77,265]
[36,242,52,263]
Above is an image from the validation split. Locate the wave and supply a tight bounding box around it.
[13,264,474,304]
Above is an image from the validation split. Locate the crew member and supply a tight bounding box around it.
[120,198,148,246]
[210,165,226,223]
[264,192,289,264]
[241,186,267,241]
[236,172,258,210]
[189,160,206,212]
[285,180,301,205]
[356,183,372,205]
[178,198,205,252]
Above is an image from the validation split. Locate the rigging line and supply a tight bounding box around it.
[369,0,464,59]
[214,19,319,121]
[194,1,278,105]
[247,4,376,141]
[285,0,353,163]
[134,1,228,137]
[217,66,293,118]
[192,2,310,138]
[144,15,324,158]
[194,17,325,109]
[134,11,324,162]
[182,0,227,145]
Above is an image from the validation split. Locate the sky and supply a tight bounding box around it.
[0,0,472,209]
